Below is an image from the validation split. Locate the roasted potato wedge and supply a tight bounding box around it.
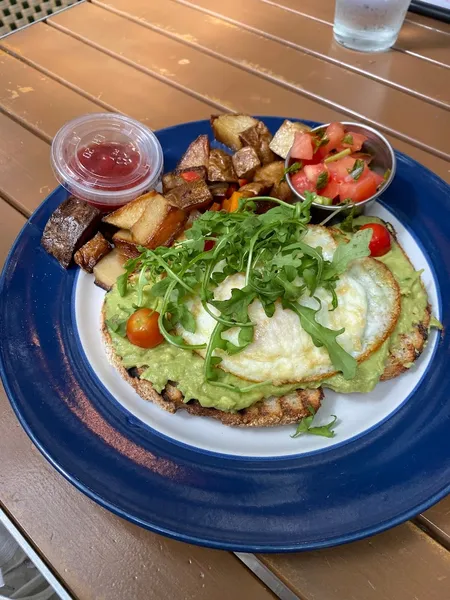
[232,146,261,179]
[102,191,157,230]
[74,232,112,273]
[162,172,185,194]
[163,166,208,194]
[165,179,213,211]
[112,229,140,259]
[41,197,102,269]
[208,149,238,182]
[238,181,272,198]
[131,193,187,249]
[93,248,127,291]
[239,121,275,165]
[209,182,229,203]
[210,114,258,151]
[254,161,286,187]
[269,120,312,159]
[271,180,293,202]
[177,134,210,170]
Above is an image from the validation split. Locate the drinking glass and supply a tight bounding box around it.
[333,0,411,52]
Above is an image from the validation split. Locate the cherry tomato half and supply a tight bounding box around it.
[126,308,164,349]
[359,223,391,257]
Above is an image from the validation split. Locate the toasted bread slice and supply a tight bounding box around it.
[102,318,323,427]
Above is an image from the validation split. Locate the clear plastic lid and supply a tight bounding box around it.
[51,113,163,209]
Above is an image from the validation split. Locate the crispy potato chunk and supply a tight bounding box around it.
[177,134,210,170]
[269,120,312,159]
[254,161,286,186]
[165,179,213,211]
[131,193,187,249]
[208,149,238,182]
[93,249,127,291]
[232,146,261,179]
[239,121,275,165]
[238,181,272,198]
[210,114,258,151]
[112,229,140,259]
[102,191,157,230]
[74,232,112,273]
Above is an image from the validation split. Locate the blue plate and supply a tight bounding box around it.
[0,118,449,552]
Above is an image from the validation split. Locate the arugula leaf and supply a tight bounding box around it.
[347,159,365,181]
[150,277,172,298]
[280,161,302,182]
[291,406,337,438]
[210,287,256,324]
[323,228,371,280]
[316,171,329,191]
[339,206,357,233]
[285,303,357,379]
[106,315,129,337]
[342,133,354,145]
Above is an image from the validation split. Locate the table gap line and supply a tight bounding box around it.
[404,17,450,36]
[260,0,450,68]
[92,0,450,162]
[234,553,303,600]
[47,20,235,115]
[414,515,450,552]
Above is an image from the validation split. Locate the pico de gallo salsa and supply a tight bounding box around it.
[286,122,387,205]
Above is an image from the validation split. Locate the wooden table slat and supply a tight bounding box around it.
[0,23,215,130]
[94,0,450,161]
[261,0,450,67]
[258,523,450,600]
[59,0,450,108]
[0,51,106,142]
[418,496,450,549]
[0,112,56,213]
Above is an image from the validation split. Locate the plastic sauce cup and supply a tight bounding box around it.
[51,113,163,211]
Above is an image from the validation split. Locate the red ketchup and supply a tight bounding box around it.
[72,141,150,210]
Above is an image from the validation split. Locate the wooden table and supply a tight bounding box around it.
[0,1,449,598]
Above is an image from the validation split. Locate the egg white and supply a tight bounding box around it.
[179,226,400,384]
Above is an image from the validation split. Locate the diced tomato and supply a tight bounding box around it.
[359,223,391,257]
[238,178,248,187]
[327,157,356,182]
[204,240,216,251]
[339,131,368,152]
[370,170,385,187]
[339,170,378,203]
[303,163,328,185]
[290,132,314,160]
[320,122,346,155]
[290,170,315,195]
[180,170,201,183]
[320,179,340,201]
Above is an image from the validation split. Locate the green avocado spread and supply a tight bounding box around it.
[104,216,428,412]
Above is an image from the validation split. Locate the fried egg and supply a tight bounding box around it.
[179,226,400,384]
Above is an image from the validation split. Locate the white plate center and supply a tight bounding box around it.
[74,203,440,457]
